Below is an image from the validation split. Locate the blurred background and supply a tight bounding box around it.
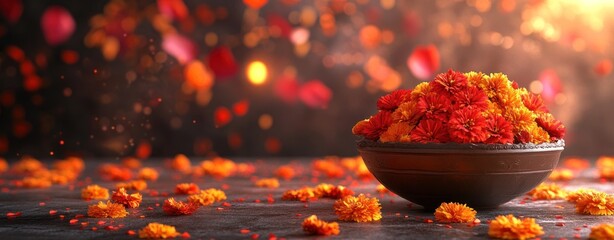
[0,0,613,159]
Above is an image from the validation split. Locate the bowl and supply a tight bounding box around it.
[358,140,565,209]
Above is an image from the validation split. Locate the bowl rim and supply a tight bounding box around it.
[357,139,565,153]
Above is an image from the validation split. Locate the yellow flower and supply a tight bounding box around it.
[302,215,340,236]
[170,154,191,172]
[391,101,422,124]
[81,184,110,200]
[410,82,431,101]
[597,156,614,180]
[590,224,614,240]
[548,168,574,181]
[379,122,413,143]
[488,214,544,240]
[434,202,477,223]
[465,71,487,87]
[574,191,614,215]
[334,194,382,222]
[254,178,280,188]
[187,188,227,206]
[314,183,354,199]
[504,107,535,133]
[111,187,142,208]
[200,157,237,178]
[567,189,603,203]
[138,222,180,239]
[282,187,317,202]
[87,201,128,218]
[527,183,567,200]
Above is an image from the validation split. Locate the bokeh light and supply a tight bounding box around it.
[246,61,268,85]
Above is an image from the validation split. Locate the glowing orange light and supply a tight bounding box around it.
[184,60,214,90]
[214,107,233,127]
[243,0,268,9]
[246,61,267,85]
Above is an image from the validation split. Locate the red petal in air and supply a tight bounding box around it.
[407,45,440,80]
[41,6,75,45]
[299,80,332,109]
[207,46,238,79]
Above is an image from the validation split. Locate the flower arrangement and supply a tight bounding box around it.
[352,70,565,144]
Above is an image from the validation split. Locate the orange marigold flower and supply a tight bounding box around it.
[274,165,296,180]
[448,108,488,143]
[255,178,280,188]
[170,154,191,172]
[53,156,85,173]
[417,92,451,122]
[590,223,614,240]
[410,82,432,101]
[116,180,148,191]
[282,187,318,202]
[187,188,227,206]
[465,71,487,87]
[313,157,345,178]
[431,69,468,97]
[527,183,567,200]
[452,86,488,110]
[11,156,45,175]
[391,100,422,124]
[334,194,382,222]
[163,198,199,215]
[200,157,237,178]
[82,184,110,200]
[536,112,565,141]
[434,202,477,223]
[121,157,142,169]
[19,177,52,188]
[527,123,551,144]
[379,122,413,143]
[488,214,544,240]
[112,187,143,208]
[99,164,133,181]
[302,215,340,236]
[484,115,514,144]
[0,158,7,173]
[377,89,411,111]
[504,107,534,133]
[596,156,614,180]
[138,167,159,181]
[175,183,200,195]
[410,119,450,143]
[48,169,78,184]
[548,168,574,181]
[236,163,256,176]
[352,111,393,141]
[521,92,548,113]
[480,73,514,104]
[562,157,589,170]
[87,201,128,218]
[567,189,603,203]
[138,222,180,239]
[314,183,354,199]
[573,191,614,215]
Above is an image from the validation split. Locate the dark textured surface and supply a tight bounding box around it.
[0,159,612,240]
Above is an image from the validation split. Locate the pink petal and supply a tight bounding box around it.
[0,0,22,23]
[41,6,75,46]
[538,69,562,102]
[274,76,300,104]
[162,33,197,65]
[206,46,238,79]
[299,80,332,109]
[407,44,440,80]
[157,0,188,21]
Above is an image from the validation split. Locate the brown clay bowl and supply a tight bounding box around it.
[358,140,565,209]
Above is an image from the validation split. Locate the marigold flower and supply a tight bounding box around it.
[452,86,488,110]
[527,123,551,144]
[312,157,345,178]
[138,167,159,181]
[52,156,85,173]
[334,194,382,222]
[274,165,296,180]
[87,201,128,218]
[527,183,567,200]
[480,73,514,103]
[488,214,544,240]
[574,191,614,215]
[138,222,180,239]
[590,223,614,240]
[0,158,7,173]
[536,112,565,141]
[236,163,256,176]
[314,183,354,199]
[548,168,574,181]
[379,122,413,143]
[282,187,318,202]
[448,108,488,143]
[410,82,432,101]
[11,156,45,175]
[121,157,142,169]
[170,154,191,172]
[82,184,110,200]
[521,92,548,113]
[99,164,132,181]
[19,177,52,188]
[48,169,78,184]
[352,111,392,141]
[116,180,148,191]
[465,71,487,87]
[431,69,468,97]
[391,100,422,124]
[434,202,477,223]
[417,92,451,122]
[302,215,340,236]
[567,189,603,203]
[112,187,142,208]
[563,157,590,171]
[255,178,280,188]
[175,183,200,195]
[200,157,237,178]
[484,115,514,144]
[187,188,227,206]
[504,107,535,133]
[410,119,450,143]
[377,89,411,111]
[597,156,614,180]
[163,198,199,215]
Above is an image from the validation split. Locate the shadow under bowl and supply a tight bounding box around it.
[358,140,565,210]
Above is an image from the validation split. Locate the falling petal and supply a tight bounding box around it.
[162,33,197,65]
[407,44,440,80]
[41,6,75,45]
[0,0,22,23]
[538,69,562,103]
[274,76,300,104]
[157,0,188,21]
[207,46,238,79]
[299,80,332,109]
[243,0,268,10]
[184,60,214,90]
[214,107,232,127]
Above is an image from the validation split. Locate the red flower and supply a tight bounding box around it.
[410,119,450,143]
[377,89,411,111]
[515,130,532,144]
[431,69,468,96]
[352,111,393,141]
[522,93,548,113]
[448,108,488,143]
[163,198,199,216]
[452,86,488,110]
[484,115,514,144]
[536,113,565,140]
[417,92,451,122]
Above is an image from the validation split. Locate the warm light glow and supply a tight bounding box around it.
[247,61,267,85]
